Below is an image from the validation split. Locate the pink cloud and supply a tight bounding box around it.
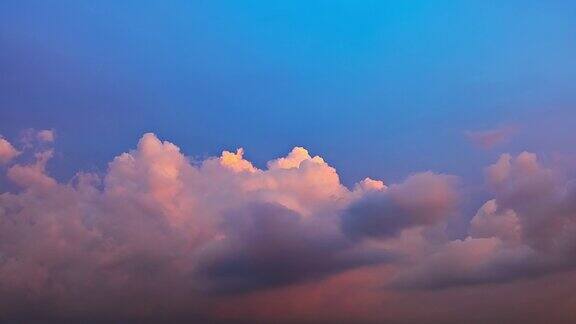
[466,126,516,149]
[392,151,576,290]
[36,129,55,143]
[1,131,576,322]
[0,137,19,164]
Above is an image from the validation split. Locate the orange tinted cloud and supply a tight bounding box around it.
[0,137,19,164]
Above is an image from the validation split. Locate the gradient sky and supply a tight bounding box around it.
[2,2,576,323]
[2,1,576,184]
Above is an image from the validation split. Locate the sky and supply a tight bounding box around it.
[1,1,576,323]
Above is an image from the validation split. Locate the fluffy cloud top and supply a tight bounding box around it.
[0,137,19,164]
[0,132,393,319]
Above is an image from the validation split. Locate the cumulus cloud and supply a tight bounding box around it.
[342,172,458,239]
[1,131,576,322]
[0,132,391,319]
[0,137,19,164]
[194,202,388,294]
[470,200,521,243]
[393,152,576,290]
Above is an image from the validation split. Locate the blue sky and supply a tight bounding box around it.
[2,1,576,186]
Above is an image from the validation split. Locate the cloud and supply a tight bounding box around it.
[0,132,393,320]
[0,137,19,164]
[342,172,458,239]
[1,131,576,322]
[391,237,537,290]
[7,150,56,190]
[392,152,576,290]
[35,129,55,143]
[466,126,516,149]
[194,202,389,294]
[18,129,56,149]
[470,199,522,243]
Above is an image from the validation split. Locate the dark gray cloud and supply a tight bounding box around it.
[342,172,458,239]
[392,152,576,290]
[196,202,391,294]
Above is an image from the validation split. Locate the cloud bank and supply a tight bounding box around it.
[0,131,576,322]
